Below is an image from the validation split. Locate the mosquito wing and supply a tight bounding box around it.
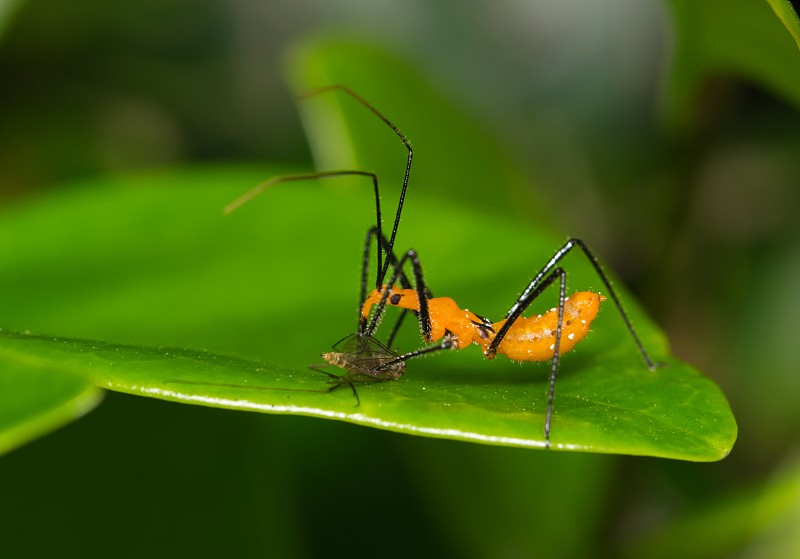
[323,333,405,380]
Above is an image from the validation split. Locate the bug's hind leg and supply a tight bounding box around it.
[501,238,657,370]
[544,269,568,448]
[486,267,568,448]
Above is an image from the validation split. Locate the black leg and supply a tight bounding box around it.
[544,268,568,449]
[376,334,460,370]
[490,238,656,370]
[485,237,659,447]
[299,85,414,287]
[226,86,414,290]
[480,266,566,447]
[360,244,462,368]
[358,226,415,336]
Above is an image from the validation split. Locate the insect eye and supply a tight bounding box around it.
[390,293,402,305]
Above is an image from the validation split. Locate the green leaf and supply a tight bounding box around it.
[666,0,800,126]
[0,352,102,455]
[0,0,24,40]
[0,327,733,461]
[0,168,735,460]
[766,0,800,49]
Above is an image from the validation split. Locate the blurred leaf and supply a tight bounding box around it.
[406,441,616,558]
[284,37,538,221]
[666,0,800,126]
[766,0,800,49]
[624,452,800,558]
[0,169,734,460]
[0,0,23,40]
[0,355,102,455]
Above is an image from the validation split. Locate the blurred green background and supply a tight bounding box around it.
[1,0,799,557]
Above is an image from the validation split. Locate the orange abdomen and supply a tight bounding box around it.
[482,292,605,362]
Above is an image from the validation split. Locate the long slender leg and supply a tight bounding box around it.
[376,241,435,346]
[358,226,376,335]
[300,85,414,286]
[376,334,460,370]
[545,269,567,448]
[489,238,656,370]
[358,226,415,335]
[483,267,567,446]
[486,238,659,446]
[486,266,565,357]
[226,87,414,289]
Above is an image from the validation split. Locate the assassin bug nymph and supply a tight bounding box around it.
[227,86,659,447]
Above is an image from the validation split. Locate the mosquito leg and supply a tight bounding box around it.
[309,364,361,406]
[326,381,361,407]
